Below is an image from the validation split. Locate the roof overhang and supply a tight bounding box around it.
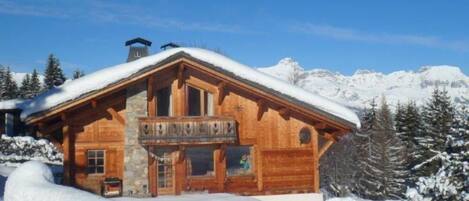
[24,52,358,132]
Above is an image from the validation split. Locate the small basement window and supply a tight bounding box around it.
[87,150,105,174]
[226,146,253,176]
[186,147,214,176]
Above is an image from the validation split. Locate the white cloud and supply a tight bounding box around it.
[0,0,247,34]
[291,23,469,52]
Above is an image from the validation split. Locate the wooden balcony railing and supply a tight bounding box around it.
[138,116,237,145]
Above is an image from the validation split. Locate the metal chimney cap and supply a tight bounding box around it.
[125,37,152,46]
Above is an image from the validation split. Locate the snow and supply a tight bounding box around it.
[0,165,14,200]
[0,135,63,166]
[18,48,360,128]
[0,100,23,110]
[258,59,469,109]
[4,161,107,201]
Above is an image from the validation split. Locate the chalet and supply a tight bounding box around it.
[3,38,360,197]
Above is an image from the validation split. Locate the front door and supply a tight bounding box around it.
[155,148,174,195]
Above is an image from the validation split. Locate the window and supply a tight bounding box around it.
[187,86,214,116]
[299,127,312,144]
[186,147,214,176]
[156,86,172,116]
[87,150,105,174]
[226,146,253,176]
[5,113,14,136]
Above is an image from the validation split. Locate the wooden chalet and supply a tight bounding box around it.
[12,38,360,197]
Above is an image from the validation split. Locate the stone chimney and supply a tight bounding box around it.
[125,37,152,62]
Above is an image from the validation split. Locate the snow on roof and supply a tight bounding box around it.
[0,99,24,110]
[20,48,360,128]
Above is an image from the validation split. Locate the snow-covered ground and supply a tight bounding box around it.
[1,161,325,201]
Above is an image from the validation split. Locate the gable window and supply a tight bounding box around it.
[87,150,105,174]
[156,86,172,116]
[187,86,213,116]
[226,146,253,176]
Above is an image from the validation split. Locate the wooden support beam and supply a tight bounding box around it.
[217,81,226,105]
[177,146,185,163]
[256,99,266,121]
[38,121,64,135]
[147,146,158,197]
[60,113,67,122]
[314,122,327,130]
[147,76,155,117]
[91,100,98,108]
[278,107,290,120]
[318,139,335,159]
[62,124,72,185]
[218,144,227,162]
[106,107,126,126]
[177,63,185,88]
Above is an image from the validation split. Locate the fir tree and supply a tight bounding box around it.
[0,66,18,100]
[19,73,32,98]
[407,106,468,201]
[29,69,42,97]
[43,54,66,89]
[415,88,455,177]
[72,68,85,80]
[357,97,408,200]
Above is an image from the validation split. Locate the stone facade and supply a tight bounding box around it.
[123,81,150,197]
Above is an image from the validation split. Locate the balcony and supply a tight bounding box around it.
[138,116,237,145]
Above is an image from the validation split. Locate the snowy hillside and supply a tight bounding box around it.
[259,58,469,109]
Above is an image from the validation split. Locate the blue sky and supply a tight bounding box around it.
[0,0,468,77]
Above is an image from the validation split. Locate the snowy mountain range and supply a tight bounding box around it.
[258,58,469,109]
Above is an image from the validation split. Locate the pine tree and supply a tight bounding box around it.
[0,66,18,100]
[19,73,32,98]
[357,97,408,200]
[407,105,468,201]
[415,88,455,177]
[29,69,42,97]
[72,68,85,80]
[43,54,66,89]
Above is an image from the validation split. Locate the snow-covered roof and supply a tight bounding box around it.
[19,48,360,128]
[0,99,24,110]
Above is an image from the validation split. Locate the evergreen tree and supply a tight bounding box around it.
[19,73,32,98]
[407,106,468,201]
[29,69,42,97]
[0,66,18,100]
[415,88,455,177]
[43,54,66,89]
[357,97,408,200]
[72,68,85,80]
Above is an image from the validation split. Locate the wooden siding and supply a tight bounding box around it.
[67,91,126,194]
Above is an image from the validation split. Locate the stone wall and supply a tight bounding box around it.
[123,81,149,197]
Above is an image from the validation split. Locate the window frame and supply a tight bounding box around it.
[185,146,216,178]
[86,149,106,176]
[185,84,214,117]
[155,85,173,117]
[225,145,255,177]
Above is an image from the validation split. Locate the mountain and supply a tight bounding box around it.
[258,58,469,109]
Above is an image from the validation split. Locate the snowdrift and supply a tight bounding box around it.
[0,135,62,166]
[4,161,107,201]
